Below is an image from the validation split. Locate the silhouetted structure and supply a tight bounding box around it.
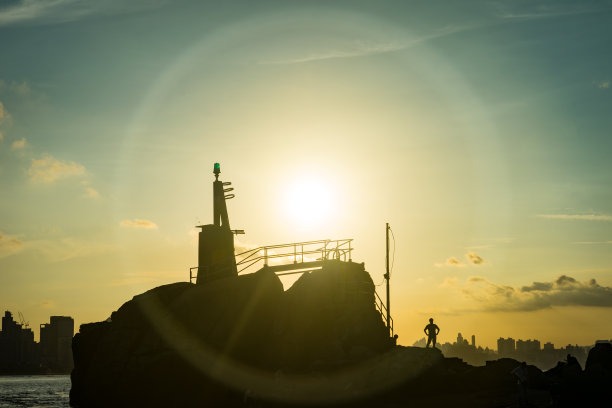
[497,337,516,357]
[40,315,74,373]
[0,311,38,372]
[196,163,240,284]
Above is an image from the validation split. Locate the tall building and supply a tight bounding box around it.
[40,316,74,372]
[457,333,464,345]
[497,337,515,357]
[0,311,38,370]
[516,339,540,354]
[471,335,476,347]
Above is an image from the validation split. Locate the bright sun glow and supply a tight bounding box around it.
[283,179,334,228]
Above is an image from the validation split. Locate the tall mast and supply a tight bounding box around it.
[385,222,391,335]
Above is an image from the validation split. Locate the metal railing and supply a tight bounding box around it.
[235,239,353,274]
[375,289,394,336]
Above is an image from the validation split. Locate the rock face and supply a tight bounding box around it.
[70,260,391,407]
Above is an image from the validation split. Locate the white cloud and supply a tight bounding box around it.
[0,231,25,258]
[28,154,85,183]
[537,214,612,222]
[120,219,158,229]
[11,137,26,150]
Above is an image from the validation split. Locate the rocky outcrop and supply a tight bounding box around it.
[70,261,391,407]
[70,260,612,407]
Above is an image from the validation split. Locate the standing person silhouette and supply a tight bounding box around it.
[424,318,440,348]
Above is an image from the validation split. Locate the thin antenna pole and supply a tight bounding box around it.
[385,222,391,335]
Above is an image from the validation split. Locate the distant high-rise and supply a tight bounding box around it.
[40,316,74,372]
[471,334,476,347]
[516,339,540,354]
[0,311,38,369]
[457,333,464,345]
[497,337,516,357]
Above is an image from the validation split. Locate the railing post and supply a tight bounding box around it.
[294,244,297,264]
[264,248,268,267]
[349,240,352,262]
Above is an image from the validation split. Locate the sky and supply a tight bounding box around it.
[1,0,611,349]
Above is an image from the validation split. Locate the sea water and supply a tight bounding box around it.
[0,376,70,407]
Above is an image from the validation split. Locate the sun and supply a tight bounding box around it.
[283,178,334,228]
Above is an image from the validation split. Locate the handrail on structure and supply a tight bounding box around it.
[235,239,353,274]
[375,289,394,337]
[189,238,353,283]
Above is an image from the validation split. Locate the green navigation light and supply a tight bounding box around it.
[213,162,221,174]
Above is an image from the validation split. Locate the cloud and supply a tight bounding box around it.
[573,241,612,245]
[11,137,26,149]
[40,300,55,308]
[497,2,607,20]
[0,231,25,258]
[8,80,31,97]
[260,25,475,65]
[594,79,610,89]
[0,0,166,26]
[120,219,158,229]
[80,181,99,199]
[440,277,459,287]
[435,257,466,267]
[537,214,612,222]
[436,252,485,267]
[29,237,114,262]
[457,275,612,311]
[83,186,99,199]
[466,251,485,265]
[520,281,553,292]
[28,154,85,182]
[0,100,7,121]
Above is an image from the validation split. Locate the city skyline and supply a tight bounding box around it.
[1,0,612,349]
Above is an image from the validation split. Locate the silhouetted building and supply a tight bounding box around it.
[0,311,39,371]
[40,316,74,372]
[497,337,515,357]
[516,339,540,353]
[471,334,475,347]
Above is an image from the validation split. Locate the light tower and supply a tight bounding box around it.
[196,163,241,284]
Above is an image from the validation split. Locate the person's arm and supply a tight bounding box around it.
[424,327,427,335]
[436,326,440,335]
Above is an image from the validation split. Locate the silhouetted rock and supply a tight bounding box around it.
[585,342,612,375]
[71,261,611,407]
[70,261,393,407]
